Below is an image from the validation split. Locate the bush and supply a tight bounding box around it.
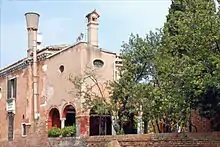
[48,126,61,137]
[61,125,76,137]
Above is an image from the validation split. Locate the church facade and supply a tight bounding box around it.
[0,10,122,143]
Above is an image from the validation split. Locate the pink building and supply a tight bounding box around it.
[0,10,122,143]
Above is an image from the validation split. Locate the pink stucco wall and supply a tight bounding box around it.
[0,41,117,142]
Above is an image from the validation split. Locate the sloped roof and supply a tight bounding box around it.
[86,9,100,18]
[0,44,70,74]
[0,42,117,78]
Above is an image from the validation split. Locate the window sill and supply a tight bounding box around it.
[21,135,27,138]
[25,123,31,126]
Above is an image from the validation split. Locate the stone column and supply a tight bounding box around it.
[60,118,66,129]
[111,116,116,135]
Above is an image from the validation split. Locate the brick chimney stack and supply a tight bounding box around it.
[86,9,100,48]
[25,12,40,57]
[25,12,40,120]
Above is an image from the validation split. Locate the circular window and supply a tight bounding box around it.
[59,65,64,73]
[93,59,104,68]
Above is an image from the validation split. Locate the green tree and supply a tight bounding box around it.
[110,30,176,133]
[159,0,220,131]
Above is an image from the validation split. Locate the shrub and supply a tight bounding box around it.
[48,126,61,137]
[61,125,76,137]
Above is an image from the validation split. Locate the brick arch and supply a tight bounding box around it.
[47,105,60,117]
[61,102,76,118]
[48,107,61,131]
[62,103,76,127]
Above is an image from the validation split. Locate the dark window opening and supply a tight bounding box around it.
[22,124,26,136]
[7,78,17,99]
[93,59,104,68]
[63,105,76,127]
[65,113,75,126]
[8,112,14,141]
[89,108,112,136]
[92,17,96,22]
[59,65,64,73]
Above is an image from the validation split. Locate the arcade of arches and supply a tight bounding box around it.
[48,105,113,136]
[48,105,144,136]
[48,105,76,131]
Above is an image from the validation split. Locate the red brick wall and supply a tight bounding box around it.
[1,132,220,147]
[191,110,212,132]
[84,133,220,147]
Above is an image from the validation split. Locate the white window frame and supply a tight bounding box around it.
[21,123,27,137]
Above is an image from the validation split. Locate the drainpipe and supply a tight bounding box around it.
[25,12,40,120]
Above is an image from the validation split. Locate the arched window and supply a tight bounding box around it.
[62,105,76,127]
[48,108,61,130]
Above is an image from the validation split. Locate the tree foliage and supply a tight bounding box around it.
[111,0,220,132]
[160,0,220,130]
[71,0,220,134]
[69,67,111,115]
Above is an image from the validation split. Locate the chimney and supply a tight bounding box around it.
[25,12,40,120]
[86,9,100,48]
[25,12,40,57]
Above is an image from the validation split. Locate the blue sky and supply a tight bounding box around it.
[0,0,171,69]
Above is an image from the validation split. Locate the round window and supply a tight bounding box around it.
[59,65,64,73]
[93,59,104,68]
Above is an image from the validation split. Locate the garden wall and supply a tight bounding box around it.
[1,132,220,147]
[82,133,220,147]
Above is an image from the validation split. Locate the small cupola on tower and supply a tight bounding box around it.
[86,9,100,48]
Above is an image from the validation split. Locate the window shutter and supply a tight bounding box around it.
[13,78,17,98]
[7,80,11,99]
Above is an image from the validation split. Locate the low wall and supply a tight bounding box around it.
[48,137,87,147]
[1,132,220,147]
[83,133,220,147]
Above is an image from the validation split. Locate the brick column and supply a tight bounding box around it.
[76,115,89,136]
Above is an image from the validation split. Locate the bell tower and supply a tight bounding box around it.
[86,9,100,48]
